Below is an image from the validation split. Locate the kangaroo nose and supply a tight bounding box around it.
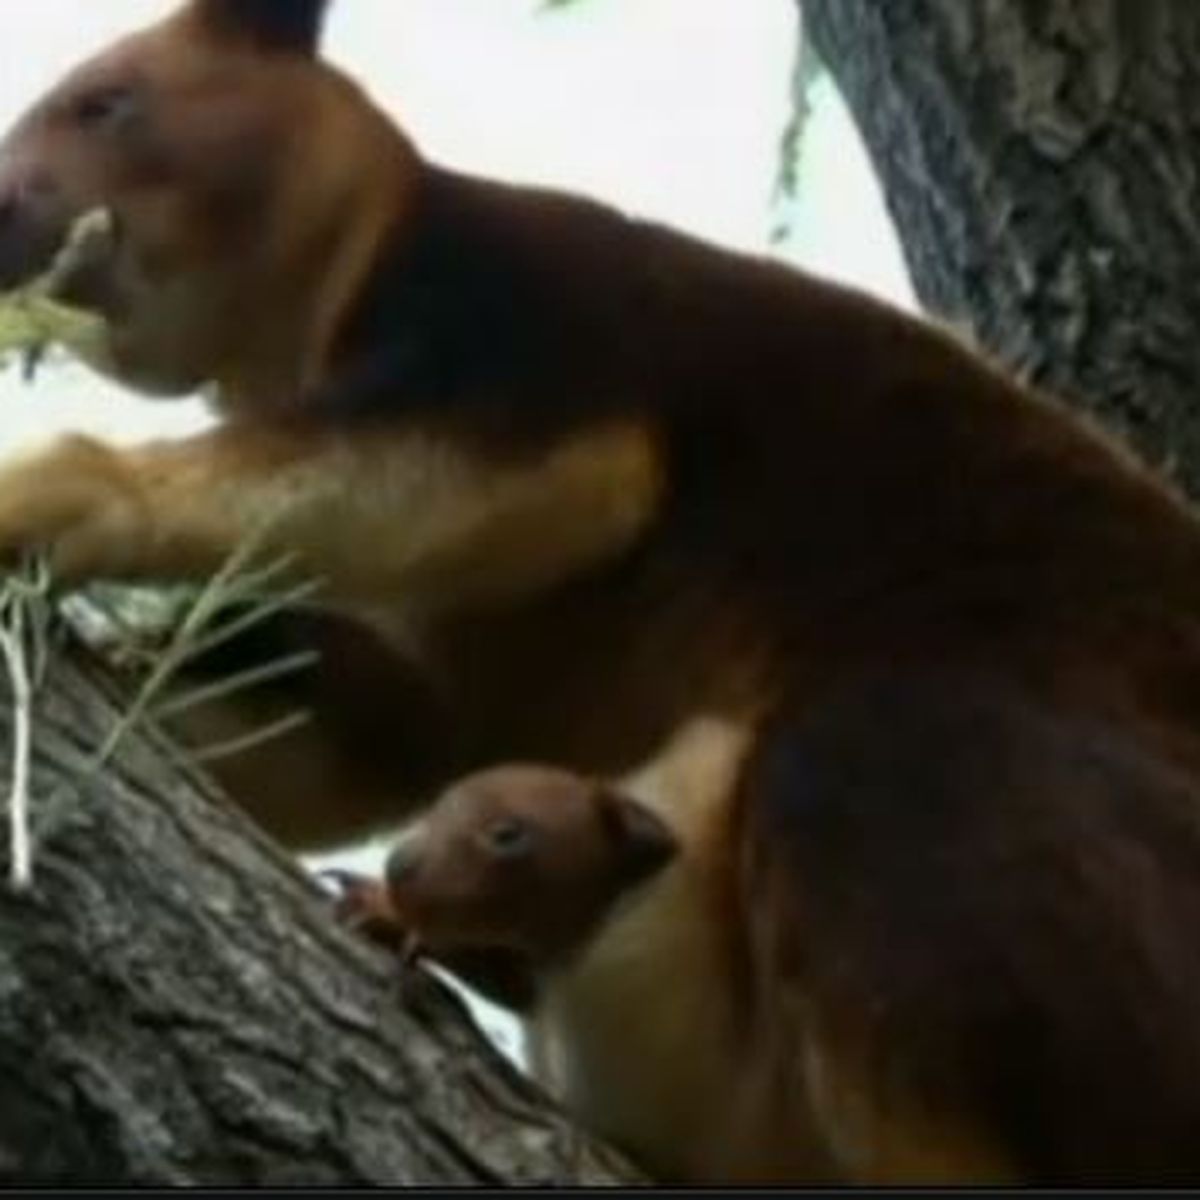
[0,171,65,292]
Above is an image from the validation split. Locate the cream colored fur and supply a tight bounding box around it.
[528,717,751,1181]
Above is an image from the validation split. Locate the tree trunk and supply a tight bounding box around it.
[803,0,1200,496]
[0,638,640,1185]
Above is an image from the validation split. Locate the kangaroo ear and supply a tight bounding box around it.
[191,0,333,55]
[599,790,678,886]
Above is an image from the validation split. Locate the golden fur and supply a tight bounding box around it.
[532,718,757,1181]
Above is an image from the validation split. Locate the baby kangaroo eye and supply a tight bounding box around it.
[70,85,141,131]
[484,817,534,858]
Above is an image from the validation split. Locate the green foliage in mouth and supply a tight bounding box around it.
[0,208,113,377]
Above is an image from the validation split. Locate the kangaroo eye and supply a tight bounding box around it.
[484,818,533,858]
[71,86,140,130]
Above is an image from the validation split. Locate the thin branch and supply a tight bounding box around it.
[178,579,323,666]
[189,709,314,765]
[0,609,32,891]
[151,650,320,722]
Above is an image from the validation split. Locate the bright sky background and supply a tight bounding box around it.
[0,0,915,1062]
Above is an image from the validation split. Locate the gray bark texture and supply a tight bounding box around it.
[0,639,640,1185]
[804,0,1200,495]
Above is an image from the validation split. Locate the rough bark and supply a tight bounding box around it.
[0,638,640,1186]
[804,0,1200,495]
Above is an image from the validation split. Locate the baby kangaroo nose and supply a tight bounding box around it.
[385,842,423,893]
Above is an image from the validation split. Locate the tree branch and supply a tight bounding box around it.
[0,639,642,1185]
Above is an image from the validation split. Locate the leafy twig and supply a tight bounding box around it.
[0,208,112,376]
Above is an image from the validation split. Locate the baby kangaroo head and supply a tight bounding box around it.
[385,764,678,965]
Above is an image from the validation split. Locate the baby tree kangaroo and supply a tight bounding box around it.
[330,765,677,1017]
[332,763,822,1184]
[4,0,1200,1183]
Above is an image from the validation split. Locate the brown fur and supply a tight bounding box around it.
[334,763,677,1010]
[2,0,1200,1182]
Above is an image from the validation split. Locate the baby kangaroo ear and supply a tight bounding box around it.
[189,0,333,55]
[600,789,678,885]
